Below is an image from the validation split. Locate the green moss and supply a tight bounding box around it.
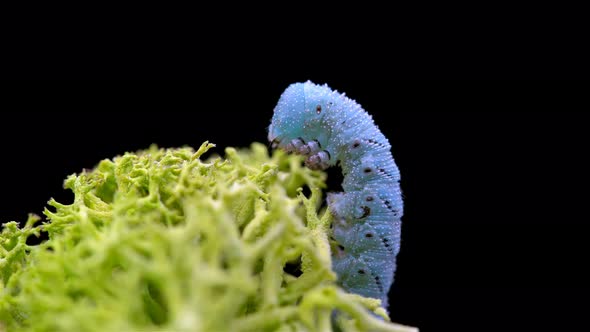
[0,142,416,332]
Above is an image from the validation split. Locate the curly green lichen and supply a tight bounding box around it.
[0,142,416,332]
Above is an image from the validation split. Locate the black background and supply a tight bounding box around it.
[1,80,587,331]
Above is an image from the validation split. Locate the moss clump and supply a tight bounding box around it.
[0,142,416,332]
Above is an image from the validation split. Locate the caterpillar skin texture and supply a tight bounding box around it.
[268,81,403,308]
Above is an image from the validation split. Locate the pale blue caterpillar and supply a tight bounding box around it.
[268,81,403,308]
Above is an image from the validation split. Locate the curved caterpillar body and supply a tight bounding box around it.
[268,81,403,308]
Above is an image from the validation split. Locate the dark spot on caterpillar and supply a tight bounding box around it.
[367,138,386,146]
[364,167,372,173]
[378,168,395,179]
[365,233,373,238]
[297,137,305,144]
[382,237,393,251]
[338,244,345,251]
[366,196,374,202]
[382,200,399,216]
[352,140,360,148]
[316,105,322,114]
[313,139,322,149]
[323,150,331,160]
[374,275,383,292]
[358,269,365,275]
[358,206,371,219]
[384,200,394,211]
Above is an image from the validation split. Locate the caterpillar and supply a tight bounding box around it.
[268,81,403,308]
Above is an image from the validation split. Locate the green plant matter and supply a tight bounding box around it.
[0,142,416,332]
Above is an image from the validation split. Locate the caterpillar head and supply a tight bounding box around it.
[268,81,334,152]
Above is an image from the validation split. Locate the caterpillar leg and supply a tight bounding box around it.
[305,150,331,170]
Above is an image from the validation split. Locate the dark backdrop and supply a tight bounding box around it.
[1,80,587,331]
